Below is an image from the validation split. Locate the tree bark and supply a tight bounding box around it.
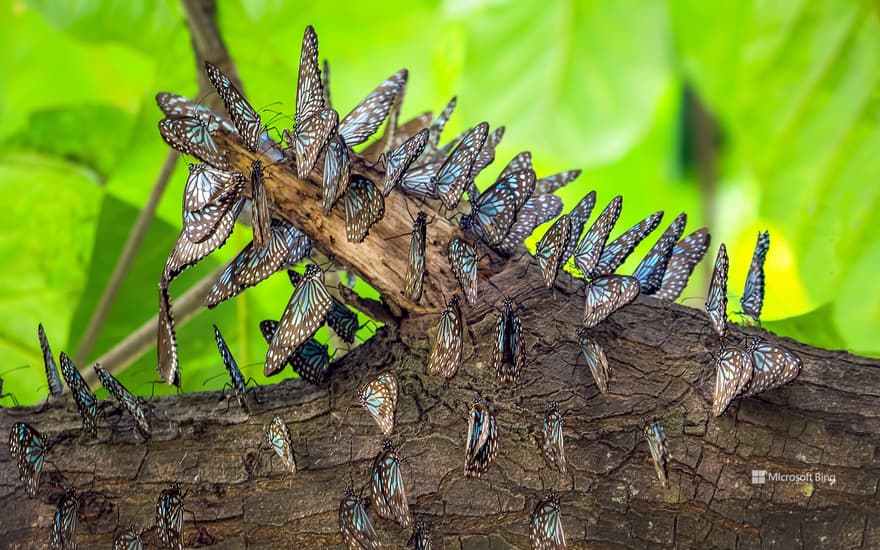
[2,258,879,549]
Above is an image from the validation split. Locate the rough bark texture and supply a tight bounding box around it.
[2,259,879,549]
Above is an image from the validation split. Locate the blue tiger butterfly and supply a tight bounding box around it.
[156,482,185,550]
[287,269,359,343]
[399,160,444,200]
[163,196,244,284]
[705,244,729,338]
[339,486,380,550]
[491,298,525,385]
[594,211,664,277]
[434,122,489,210]
[8,422,46,497]
[94,365,151,439]
[560,191,596,263]
[582,275,640,328]
[39,323,62,398]
[643,418,670,487]
[426,295,464,381]
[204,61,265,153]
[494,193,564,254]
[742,337,802,397]
[534,168,581,195]
[448,238,478,305]
[711,345,752,417]
[404,212,427,301]
[740,230,770,323]
[291,26,337,178]
[529,491,566,550]
[344,175,385,243]
[461,168,536,246]
[654,228,710,302]
[576,328,610,394]
[384,128,429,196]
[114,524,146,550]
[534,214,572,288]
[358,372,399,435]
[59,353,98,435]
[265,415,296,474]
[213,324,252,412]
[259,320,329,384]
[157,115,230,171]
[571,195,622,279]
[50,486,78,550]
[181,164,244,244]
[370,440,412,528]
[338,69,408,147]
[321,133,352,213]
[541,402,566,474]
[157,283,180,387]
[408,521,432,549]
[633,212,687,295]
[464,397,499,478]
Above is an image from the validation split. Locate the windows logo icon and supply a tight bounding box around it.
[751,469,767,484]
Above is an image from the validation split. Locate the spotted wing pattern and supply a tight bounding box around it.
[577,329,610,394]
[339,69,408,147]
[434,122,489,210]
[404,212,427,301]
[204,61,264,153]
[163,198,244,284]
[358,372,399,435]
[706,244,729,338]
[371,440,412,528]
[384,129,429,195]
[534,168,581,195]
[582,275,640,328]
[50,487,78,550]
[541,402,566,473]
[529,491,566,550]
[407,521,432,550]
[399,161,443,200]
[344,175,385,243]
[561,191,597,263]
[321,133,352,213]
[158,116,230,170]
[448,239,478,305]
[157,283,180,387]
[259,320,329,384]
[213,324,249,412]
[339,487,380,550]
[632,212,687,295]
[742,338,802,397]
[38,323,62,397]
[534,214,572,288]
[644,419,669,487]
[571,195,623,278]
[464,398,499,478]
[711,346,752,417]
[594,211,664,277]
[265,415,296,473]
[490,298,525,385]
[654,228,710,301]
[95,365,151,438]
[462,169,536,246]
[59,353,98,435]
[156,482,185,550]
[8,422,46,497]
[740,230,770,322]
[494,193,564,254]
[426,295,464,380]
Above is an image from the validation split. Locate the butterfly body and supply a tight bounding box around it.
[94,365,151,438]
[529,491,566,549]
[59,353,98,436]
[541,402,566,473]
[407,521,432,549]
[706,244,729,338]
[465,398,499,477]
[157,283,180,387]
[427,295,464,380]
[371,440,412,527]
[491,299,525,385]
[576,329,610,394]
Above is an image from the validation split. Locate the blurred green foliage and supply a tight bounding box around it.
[0,0,877,406]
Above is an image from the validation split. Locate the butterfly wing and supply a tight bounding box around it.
[360,372,399,435]
[182,163,240,213]
[327,300,359,344]
[448,239,478,305]
[742,339,802,396]
[465,403,498,477]
[534,168,581,195]
[182,179,243,244]
[740,230,770,321]
[468,169,536,245]
[293,108,338,178]
[535,215,572,288]
[712,347,753,417]
[158,116,230,170]
[654,228,710,301]
[157,283,180,387]
[645,421,670,487]
[339,490,380,550]
[495,151,533,182]
[583,275,640,328]
[371,445,412,527]
[344,175,385,243]
[384,129,429,195]
[594,211,665,277]
[265,415,296,473]
[339,69,408,147]
[296,25,325,123]
[213,324,248,405]
[530,494,566,550]
[469,126,504,187]
[577,330,609,394]
[560,191,597,263]
[38,323,62,397]
[419,97,457,162]
[59,353,98,435]
[541,404,566,473]
[705,244,729,338]
[434,122,489,209]
[407,521,432,550]
[322,133,352,213]
[156,486,184,550]
[114,528,144,550]
[632,212,687,295]
[95,365,151,438]
[571,195,623,278]
[494,193,564,254]
[50,489,79,550]
[426,297,463,380]
[204,61,264,153]
[164,198,244,284]
[404,213,427,301]
[8,422,45,497]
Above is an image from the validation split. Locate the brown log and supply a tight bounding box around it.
[2,258,878,549]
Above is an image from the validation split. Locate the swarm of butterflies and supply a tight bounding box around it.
[3,25,806,550]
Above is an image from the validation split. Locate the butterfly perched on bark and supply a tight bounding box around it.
[265,415,296,474]
[460,168,536,246]
[358,372,399,436]
[114,524,146,550]
[427,295,464,381]
[490,298,525,385]
[259,320,330,384]
[59,353,98,436]
[265,264,332,376]
[541,402,566,473]
[344,175,385,243]
[163,196,244,284]
[448,238,478,305]
[399,160,445,200]
[212,324,252,413]
[156,482,185,550]
[465,397,499,478]
[633,212,687,295]
[320,134,351,213]
[287,269,359,343]
[571,195,622,279]
[181,164,244,244]
[741,337,802,397]
[384,128,429,195]
[94,365,151,439]
[204,61,265,153]
[576,329,610,394]
[740,230,770,323]
[157,283,180,387]
[338,69,408,148]
[38,323,62,398]
[494,193,564,254]
[560,191,596,263]
[50,486,78,550]
[404,212,427,301]
[706,244,729,338]
[8,422,47,497]
[371,440,412,528]
[711,345,752,417]
[408,521,432,549]
[529,491,566,550]
[643,418,670,487]
[654,228,710,301]
[247,160,273,250]
[339,486,380,550]
[593,211,664,277]
[534,214,572,288]
[434,122,489,210]
[582,275,640,328]
[157,112,230,171]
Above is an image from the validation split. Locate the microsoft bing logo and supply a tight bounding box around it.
[751,469,767,484]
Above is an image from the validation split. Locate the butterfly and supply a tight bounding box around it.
[465,397,499,478]
[633,213,687,295]
[114,524,146,550]
[740,230,770,323]
[560,191,597,263]
[706,244,729,338]
[358,372,399,435]
[158,115,230,171]
[711,345,752,417]
[259,320,330,384]
[643,418,670,487]
[371,440,412,528]
[407,521,432,550]
[571,195,623,278]
[434,122,489,210]
[418,96,457,163]
[541,402,566,474]
[741,338,802,397]
[205,220,312,308]
[94,365,151,439]
[156,92,233,133]
[321,133,352,213]
[344,175,385,243]
[494,193,564,254]
[339,486,380,550]
[156,482,185,550]
[50,486,78,550]
[163,197,244,284]
[204,61,264,153]
[287,269,359,343]
[490,298,525,385]
[470,125,505,182]
[247,160,274,250]
[654,228,710,301]
[582,275,640,328]
[448,238,478,305]
[404,211,427,301]
[534,168,581,195]
[322,59,332,108]
[8,422,46,497]
[534,214,572,288]
[213,324,251,412]
[157,283,180,387]
[426,295,464,381]
[529,491,566,550]
[576,329,610,394]
[181,164,244,242]
[338,69,408,147]
[399,160,444,200]
[384,128,429,195]
[265,264,333,376]
[39,323,62,397]
[265,415,296,474]
[594,211,664,277]
[59,352,98,435]
[461,169,536,246]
